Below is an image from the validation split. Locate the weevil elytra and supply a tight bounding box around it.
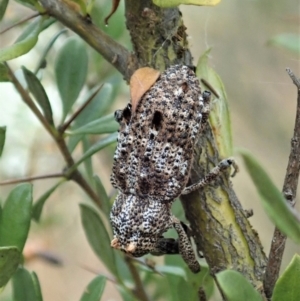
[110,65,237,273]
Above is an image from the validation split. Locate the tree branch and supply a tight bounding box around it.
[39,0,138,81]
[263,68,300,299]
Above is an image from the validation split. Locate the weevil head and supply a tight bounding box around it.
[110,193,172,257]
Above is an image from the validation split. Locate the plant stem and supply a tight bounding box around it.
[125,257,150,301]
[0,173,64,185]
[264,68,300,299]
[59,84,103,133]
[39,0,138,80]
[0,12,43,35]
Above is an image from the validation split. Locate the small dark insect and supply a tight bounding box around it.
[110,65,237,273]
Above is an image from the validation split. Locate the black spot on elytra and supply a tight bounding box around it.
[152,111,163,131]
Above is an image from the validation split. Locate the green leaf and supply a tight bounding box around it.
[12,267,43,301]
[93,175,110,217]
[0,17,54,63]
[0,184,32,251]
[68,83,114,152]
[118,286,138,301]
[156,265,187,279]
[32,182,62,222]
[80,275,106,301]
[272,254,300,301]
[0,0,9,21]
[269,34,300,54]
[153,0,220,7]
[239,149,300,244]
[196,48,233,157]
[217,270,263,301]
[73,133,117,170]
[22,66,54,125]
[31,272,43,301]
[55,37,88,120]
[34,29,67,74]
[0,126,6,156]
[68,113,118,135]
[80,204,117,276]
[0,63,9,82]
[0,246,21,288]
[82,136,94,182]
[14,0,44,11]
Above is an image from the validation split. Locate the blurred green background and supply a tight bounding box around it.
[0,0,299,300]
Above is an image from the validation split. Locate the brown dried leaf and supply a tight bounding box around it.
[104,0,121,25]
[130,67,160,112]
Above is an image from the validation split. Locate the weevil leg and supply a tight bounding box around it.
[172,216,200,273]
[200,91,211,129]
[151,238,179,256]
[182,158,239,195]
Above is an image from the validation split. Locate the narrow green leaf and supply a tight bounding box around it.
[14,17,54,44]
[80,275,106,301]
[118,286,138,301]
[156,265,187,279]
[0,126,6,156]
[272,254,300,301]
[0,63,9,82]
[0,0,9,21]
[0,18,54,63]
[0,247,21,288]
[196,48,233,157]
[93,175,110,217]
[12,267,42,301]
[22,66,54,125]
[80,204,117,276]
[0,184,32,251]
[55,37,88,120]
[269,34,300,54]
[239,149,300,244]
[68,83,114,152]
[73,133,117,170]
[14,0,44,11]
[217,270,263,301]
[68,113,118,135]
[82,136,94,183]
[31,272,43,301]
[32,182,62,222]
[34,29,67,74]
[74,84,113,127]
[153,0,220,7]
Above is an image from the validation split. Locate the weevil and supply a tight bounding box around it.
[110,65,237,273]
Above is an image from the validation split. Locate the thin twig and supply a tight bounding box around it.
[0,12,43,35]
[0,173,64,186]
[79,263,117,283]
[263,68,300,299]
[125,257,150,301]
[59,84,103,133]
[39,0,138,81]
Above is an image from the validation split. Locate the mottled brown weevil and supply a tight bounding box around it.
[110,65,237,273]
